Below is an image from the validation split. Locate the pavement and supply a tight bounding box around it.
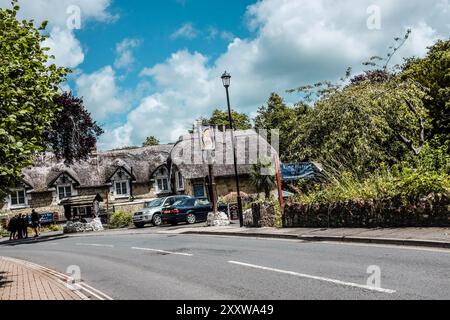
[0,257,83,300]
[0,256,113,300]
[0,230,449,300]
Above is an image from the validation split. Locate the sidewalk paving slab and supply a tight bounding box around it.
[0,257,84,300]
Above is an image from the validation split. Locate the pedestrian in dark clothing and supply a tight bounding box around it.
[16,214,23,240]
[22,215,29,239]
[31,210,40,238]
[7,216,17,241]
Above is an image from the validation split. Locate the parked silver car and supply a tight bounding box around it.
[132,196,191,228]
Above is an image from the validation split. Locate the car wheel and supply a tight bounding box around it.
[187,214,196,225]
[134,223,145,229]
[152,214,162,227]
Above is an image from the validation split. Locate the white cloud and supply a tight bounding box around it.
[114,38,142,69]
[170,23,198,40]
[101,0,450,150]
[0,0,116,68]
[76,66,128,121]
[42,27,84,68]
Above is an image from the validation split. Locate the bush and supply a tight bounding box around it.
[109,212,133,229]
[48,224,62,232]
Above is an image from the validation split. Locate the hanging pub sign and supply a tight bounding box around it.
[201,127,216,151]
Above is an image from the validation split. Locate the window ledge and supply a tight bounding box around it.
[115,195,130,199]
[10,205,30,210]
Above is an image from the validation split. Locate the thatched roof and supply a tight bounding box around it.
[19,130,278,193]
[171,129,278,180]
[22,145,173,193]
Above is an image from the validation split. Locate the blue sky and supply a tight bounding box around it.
[77,0,255,75]
[1,0,449,150]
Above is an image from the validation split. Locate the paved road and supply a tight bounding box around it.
[1,232,449,300]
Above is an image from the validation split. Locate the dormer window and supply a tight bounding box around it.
[50,173,79,203]
[155,167,170,194]
[115,181,129,197]
[108,167,133,199]
[10,189,27,208]
[58,185,72,200]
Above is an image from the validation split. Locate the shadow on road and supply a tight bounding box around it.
[0,234,68,247]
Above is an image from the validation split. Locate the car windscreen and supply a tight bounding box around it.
[147,199,164,208]
[144,200,158,208]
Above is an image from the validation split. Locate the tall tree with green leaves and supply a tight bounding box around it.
[143,136,160,147]
[288,72,427,176]
[401,39,450,148]
[0,1,69,198]
[203,109,252,131]
[254,93,309,162]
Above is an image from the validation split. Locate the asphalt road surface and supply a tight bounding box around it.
[1,232,449,300]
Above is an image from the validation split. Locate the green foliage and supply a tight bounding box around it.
[295,150,450,206]
[202,109,252,130]
[254,93,310,162]
[109,212,132,229]
[250,157,276,199]
[48,224,62,232]
[288,75,427,177]
[143,136,160,147]
[401,39,450,147]
[0,1,69,198]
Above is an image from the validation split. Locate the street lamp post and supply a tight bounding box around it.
[221,71,244,228]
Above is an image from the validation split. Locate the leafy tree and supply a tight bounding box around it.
[44,92,104,164]
[254,93,309,162]
[288,76,427,176]
[401,39,450,148]
[286,32,434,176]
[203,109,252,130]
[0,1,68,198]
[143,136,160,147]
[250,158,276,199]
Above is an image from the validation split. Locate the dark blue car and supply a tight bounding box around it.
[162,198,228,225]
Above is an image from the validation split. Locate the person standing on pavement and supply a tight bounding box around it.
[22,214,29,239]
[31,210,41,238]
[16,214,23,240]
[7,216,17,241]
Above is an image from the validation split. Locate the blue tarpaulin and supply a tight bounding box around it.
[281,163,316,181]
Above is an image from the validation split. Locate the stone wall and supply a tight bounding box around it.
[283,194,450,228]
[112,201,148,216]
[244,202,276,228]
[133,183,157,199]
[0,192,61,218]
[216,176,258,197]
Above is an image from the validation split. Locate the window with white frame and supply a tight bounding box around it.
[155,167,170,193]
[10,189,27,207]
[176,171,185,191]
[115,181,129,197]
[58,185,72,200]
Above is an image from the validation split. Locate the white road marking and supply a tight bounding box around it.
[229,261,397,294]
[76,243,115,248]
[131,247,193,257]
